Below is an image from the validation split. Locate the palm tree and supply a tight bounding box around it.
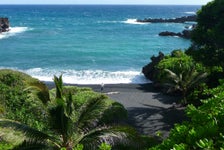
[163,67,207,104]
[0,75,138,150]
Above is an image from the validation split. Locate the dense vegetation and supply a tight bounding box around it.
[156,50,207,104]
[188,0,224,67]
[0,70,149,150]
[145,0,224,149]
[150,81,224,149]
[0,69,49,130]
[186,0,224,87]
[143,0,224,105]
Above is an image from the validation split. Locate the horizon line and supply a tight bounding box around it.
[0,3,204,6]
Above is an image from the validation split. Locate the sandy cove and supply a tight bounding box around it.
[46,82,186,138]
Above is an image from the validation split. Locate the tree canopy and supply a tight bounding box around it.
[192,0,224,49]
[188,0,224,67]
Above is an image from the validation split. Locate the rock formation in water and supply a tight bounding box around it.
[158,24,196,39]
[0,18,10,33]
[159,29,191,39]
[137,15,196,23]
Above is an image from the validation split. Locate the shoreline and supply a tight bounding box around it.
[45,81,186,138]
[45,81,155,92]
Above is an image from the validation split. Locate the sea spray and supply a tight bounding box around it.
[24,68,150,84]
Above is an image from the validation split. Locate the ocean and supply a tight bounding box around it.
[0,5,200,84]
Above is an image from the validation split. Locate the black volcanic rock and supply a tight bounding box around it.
[0,18,10,33]
[159,30,192,39]
[137,15,196,23]
[142,52,165,81]
[159,31,182,37]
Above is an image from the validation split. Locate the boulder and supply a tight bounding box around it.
[0,18,10,33]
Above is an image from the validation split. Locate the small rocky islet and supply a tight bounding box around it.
[0,18,10,33]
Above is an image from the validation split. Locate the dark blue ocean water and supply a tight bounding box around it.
[0,5,200,84]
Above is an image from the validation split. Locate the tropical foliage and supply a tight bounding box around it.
[187,0,224,68]
[149,81,224,150]
[145,0,224,149]
[2,1,224,150]
[191,0,224,50]
[0,72,139,149]
[156,50,207,104]
[0,69,49,130]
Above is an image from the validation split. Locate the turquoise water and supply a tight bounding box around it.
[0,5,200,84]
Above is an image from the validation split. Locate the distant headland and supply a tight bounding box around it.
[0,18,10,33]
[137,15,196,23]
[137,15,197,39]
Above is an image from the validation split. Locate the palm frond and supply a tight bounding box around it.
[49,102,74,146]
[188,72,207,89]
[79,125,139,150]
[164,69,178,80]
[62,92,76,141]
[77,95,109,130]
[49,105,68,133]
[24,81,50,104]
[53,75,66,124]
[65,92,74,117]
[0,119,56,142]
[163,67,207,96]
[53,75,63,99]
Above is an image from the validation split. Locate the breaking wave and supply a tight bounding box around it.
[123,19,147,25]
[21,68,150,84]
[0,27,30,39]
[98,19,148,25]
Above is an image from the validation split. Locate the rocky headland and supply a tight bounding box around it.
[138,15,197,39]
[0,18,10,33]
[159,24,196,39]
[137,15,196,23]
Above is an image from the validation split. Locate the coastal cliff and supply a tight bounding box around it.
[0,18,10,33]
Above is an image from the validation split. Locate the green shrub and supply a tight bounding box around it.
[155,50,207,104]
[0,69,49,130]
[156,50,206,82]
[50,87,128,124]
[149,82,224,150]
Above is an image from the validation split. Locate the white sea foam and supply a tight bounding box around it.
[123,19,147,25]
[184,12,196,15]
[97,19,148,25]
[23,68,150,84]
[0,27,29,39]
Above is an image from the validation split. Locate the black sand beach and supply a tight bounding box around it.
[47,82,186,138]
